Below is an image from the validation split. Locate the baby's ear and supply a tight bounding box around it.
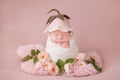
[68,31,73,35]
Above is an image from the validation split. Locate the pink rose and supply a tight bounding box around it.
[48,62,59,75]
[86,51,103,67]
[64,63,73,74]
[73,60,99,77]
[75,53,86,61]
[35,61,51,75]
[73,64,87,76]
[38,51,51,62]
[75,60,86,67]
[74,64,98,77]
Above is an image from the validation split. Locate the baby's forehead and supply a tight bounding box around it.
[50,30,70,34]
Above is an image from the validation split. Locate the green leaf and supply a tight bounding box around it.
[36,49,40,55]
[58,69,63,76]
[90,57,95,64]
[95,66,102,72]
[22,55,32,61]
[56,59,65,67]
[90,57,102,72]
[33,56,39,64]
[31,49,35,56]
[58,67,64,76]
[65,58,74,64]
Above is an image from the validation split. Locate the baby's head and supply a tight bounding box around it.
[45,9,73,48]
[49,30,71,44]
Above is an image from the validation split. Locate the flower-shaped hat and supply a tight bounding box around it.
[45,9,73,33]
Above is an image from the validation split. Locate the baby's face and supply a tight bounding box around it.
[49,30,71,43]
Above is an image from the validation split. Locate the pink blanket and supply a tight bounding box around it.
[16,44,103,77]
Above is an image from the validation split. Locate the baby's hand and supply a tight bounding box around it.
[57,41,70,48]
[55,41,70,48]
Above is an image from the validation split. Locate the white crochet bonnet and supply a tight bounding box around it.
[44,9,73,33]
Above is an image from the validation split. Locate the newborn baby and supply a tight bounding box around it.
[46,30,79,62]
[49,30,71,48]
[16,9,102,76]
[45,16,79,62]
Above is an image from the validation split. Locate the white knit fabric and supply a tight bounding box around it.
[44,18,73,33]
[45,35,79,62]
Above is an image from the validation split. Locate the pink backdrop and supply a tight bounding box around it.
[0,0,120,80]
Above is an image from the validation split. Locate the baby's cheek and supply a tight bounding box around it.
[63,37,69,41]
[62,34,70,41]
[49,35,57,42]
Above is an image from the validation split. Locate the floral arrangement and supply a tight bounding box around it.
[18,46,102,76]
